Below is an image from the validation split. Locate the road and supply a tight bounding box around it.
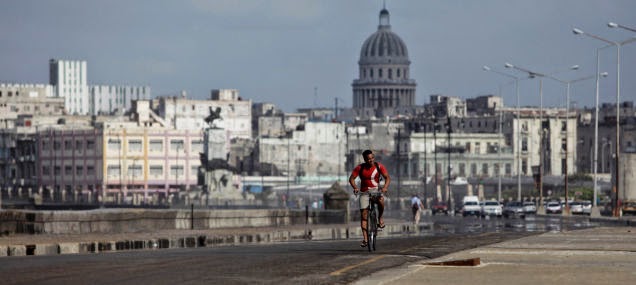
[0,215,598,285]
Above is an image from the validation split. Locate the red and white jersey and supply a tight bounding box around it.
[350,162,388,192]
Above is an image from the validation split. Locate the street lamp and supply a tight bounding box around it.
[608,22,636,33]
[504,63,579,213]
[483,65,521,202]
[573,27,636,216]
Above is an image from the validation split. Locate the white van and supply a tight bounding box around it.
[462,196,481,217]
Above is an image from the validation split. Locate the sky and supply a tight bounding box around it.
[1,0,636,112]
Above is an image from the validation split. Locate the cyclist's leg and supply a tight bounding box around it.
[360,208,368,243]
[359,193,370,244]
[377,196,385,227]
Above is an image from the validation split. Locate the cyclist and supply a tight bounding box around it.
[349,149,391,247]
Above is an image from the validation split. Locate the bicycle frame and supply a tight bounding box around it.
[366,192,382,252]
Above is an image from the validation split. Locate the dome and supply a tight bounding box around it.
[359,9,409,64]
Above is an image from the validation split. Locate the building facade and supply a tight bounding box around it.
[351,7,417,119]
[49,59,89,115]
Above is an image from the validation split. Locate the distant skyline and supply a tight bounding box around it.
[1,0,635,112]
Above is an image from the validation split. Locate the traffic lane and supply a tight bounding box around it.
[0,231,542,285]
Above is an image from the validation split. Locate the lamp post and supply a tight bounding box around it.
[446,115,452,212]
[573,28,636,216]
[483,66,521,202]
[504,63,579,213]
[541,72,607,215]
[432,115,440,201]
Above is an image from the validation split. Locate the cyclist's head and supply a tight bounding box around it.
[362,149,374,165]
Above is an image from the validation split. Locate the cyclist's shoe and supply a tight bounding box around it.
[378,221,385,228]
[360,240,368,247]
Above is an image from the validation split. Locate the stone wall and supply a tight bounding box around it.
[0,208,346,235]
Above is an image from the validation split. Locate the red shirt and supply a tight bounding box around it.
[351,162,388,192]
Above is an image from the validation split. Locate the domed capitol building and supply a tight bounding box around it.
[351,7,417,119]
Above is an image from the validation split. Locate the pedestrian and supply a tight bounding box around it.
[349,149,391,248]
[411,194,424,224]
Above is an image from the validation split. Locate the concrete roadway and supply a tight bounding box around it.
[0,214,616,284]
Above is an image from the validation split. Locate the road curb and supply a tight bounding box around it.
[1,222,413,257]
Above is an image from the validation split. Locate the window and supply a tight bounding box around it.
[171,139,184,151]
[471,163,477,176]
[150,140,163,152]
[522,159,528,175]
[150,165,163,176]
[170,165,184,177]
[87,165,95,176]
[191,140,203,153]
[522,138,528,152]
[482,163,488,176]
[65,140,73,150]
[42,166,50,175]
[86,140,95,150]
[76,140,83,151]
[128,139,142,152]
[370,69,374,78]
[397,69,401,78]
[54,140,61,150]
[42,141,49,151]
[561,121,567,131]
[475,142,481,154]
[561,158,567,175]
[378,69,383,78]
[388,69,393,79]
[108,139,121,150]
[561,138,567,151]
[494,163,500,176]
[76,166,83,176]
[54,166,61,175]
[128,164,142,177]
[107,165,120,176]
[505,163,512,175]
[191,165,199,176]
[65,165,72,175]
[459,163,466,176]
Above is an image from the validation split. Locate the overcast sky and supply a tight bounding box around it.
[1,0,635,112]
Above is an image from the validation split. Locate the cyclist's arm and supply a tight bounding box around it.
[349,174,359,193]
[380,171,390,193]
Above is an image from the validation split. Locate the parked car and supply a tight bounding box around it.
[545,201,562,214]
[570,201,583,214]
[522,201,537,215]
[431,200,449,215]
[503,201,525,218]
[480,201,503,218]
[581,201,592,215]
[462,196,481,217]
[622,200,636,216]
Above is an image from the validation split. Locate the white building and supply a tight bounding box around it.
[258,121,346,177]
[0,83,64,129]
[152,89,252,139]
[89,85,151,115]
[49,59,89,115]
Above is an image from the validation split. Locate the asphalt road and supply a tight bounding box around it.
[0,215,598,285]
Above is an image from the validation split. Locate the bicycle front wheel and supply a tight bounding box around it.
[368,206,377,252]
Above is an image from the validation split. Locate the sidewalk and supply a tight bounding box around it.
[356,226,636,285]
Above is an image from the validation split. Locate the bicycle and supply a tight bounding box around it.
[365,191,383,252]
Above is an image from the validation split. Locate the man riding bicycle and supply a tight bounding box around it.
[349,149,391,248]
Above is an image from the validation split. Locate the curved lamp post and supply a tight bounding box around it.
[573,27,636,216]
[483,65,521,202]
[504,63,579,213]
